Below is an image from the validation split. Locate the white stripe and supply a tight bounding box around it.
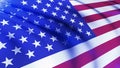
[21,28,120,68]
[70,1,82,6]
[79,4,120,17]
[70,0,109,5]
[82,46,120,68]
[88,14,120,29]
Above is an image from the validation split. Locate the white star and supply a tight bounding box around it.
[45,24,50,29]
[31,4,38,9]
[75,35,81,40]
[6,32,15,39]
[50,36,57,42]
[78,28,82,33]
[45,44,53,51]
[73,13,77,17]
[22,16,28,20]
[55,7,60,11]
[46,3,51,7]
[13,24,22,30]
[52,12,57,16]
[27,12,33,15]
[65,32,71,37]
[2,58,13,67]
[55,28,61,33]
[10,15,13,18]
[34,20,39,25]
[0,41,6,50]
[27,28,34,34]
[58,2,63,6]
[36,0,42,4]
[70,18,75,23]
[12,47,21,55]
[67,5,71,9]
[38,31,46,38]
[86,31,91,36]
[0,8,4,11]
[19,36,28,43]
[61,15,66,20]
[26,50,35,59]
[79,22,84,26]
[42,8,48,13]
[48,19,54,23]
[16,8,21,12]
[32,40,41,48]
[64,10,69,14]
[38,16,44,19]
[49,0,54,2]
[0,19,8,26]
[59,23,63,26]
[10,12,14,15]
[21,0,27,5]
[5,4,9,7]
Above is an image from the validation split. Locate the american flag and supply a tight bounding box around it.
[0,0,119,68]
[58,0,120,68]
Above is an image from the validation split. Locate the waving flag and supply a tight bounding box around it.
[57,0,120,68]
[0,0,120,68]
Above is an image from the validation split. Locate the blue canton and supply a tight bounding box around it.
[0,0,95,68]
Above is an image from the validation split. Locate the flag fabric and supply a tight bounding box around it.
[56,0,120,68]
[0,0,95,68]
[0,0,120,68]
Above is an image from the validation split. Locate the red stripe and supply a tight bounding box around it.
[70,0,120,67]
[54,36,120,68]
[84,10,120,22]
[104,57,120,68]
[115,0,120,3]
[74,1,116,11]
[93,21,120,36]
